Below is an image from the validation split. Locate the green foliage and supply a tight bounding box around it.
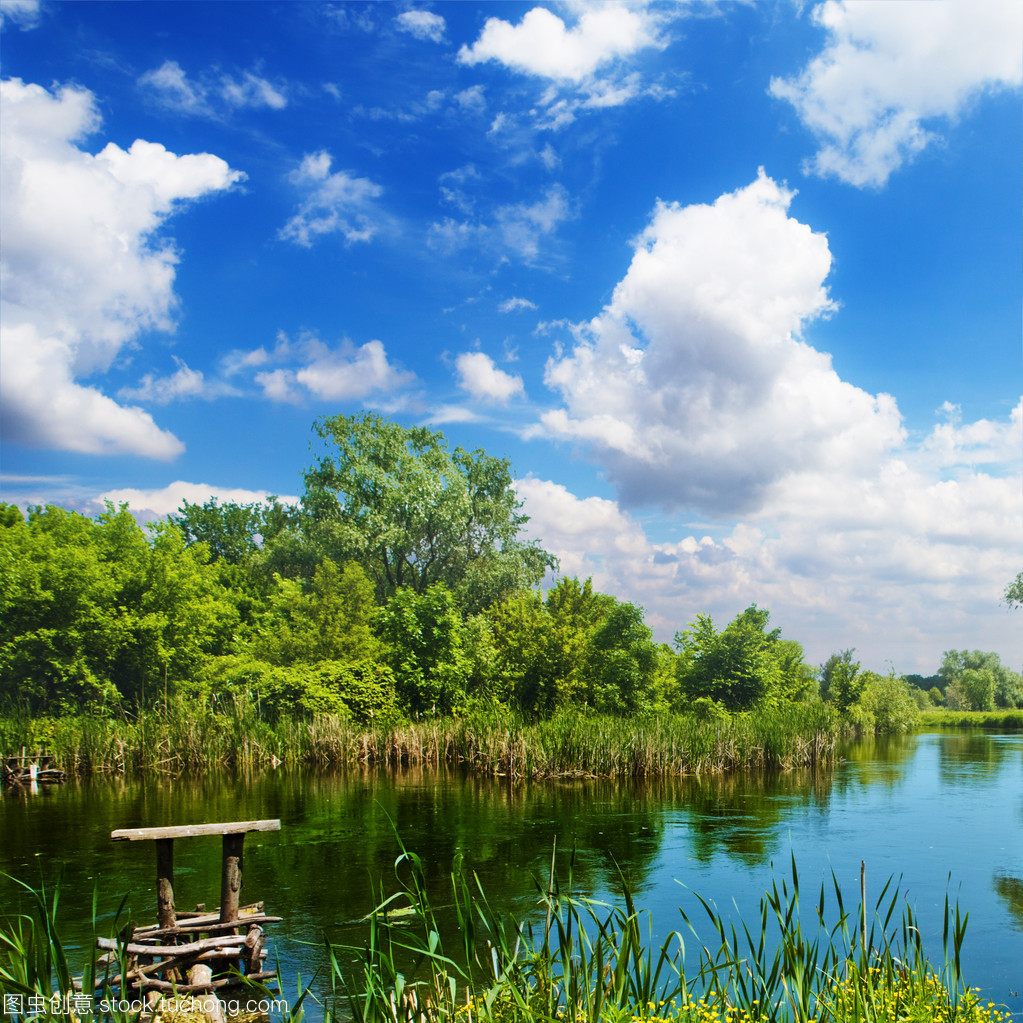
[584,601,658,714]
[377,583,469,715]
[674,606,785,711]
[821,649,864,712]
[1003,570,1023,609]
[940,650,1023,710]
[247,560,381,665]
[0,504,236,713]
[858,670,920,733]
[301,413,556,611]
[171,495,297,564]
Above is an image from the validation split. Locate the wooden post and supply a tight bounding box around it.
[219,833,244,925]
[156,839,176,930]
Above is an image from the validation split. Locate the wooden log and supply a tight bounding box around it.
[111,820,280,841]
[243,925,265,974]
[75,971,277,994]
[97,934,245,956]
[126,914,283,939]
[186,964,225,1023]
[133,902,263,933]
[219,833,244,925]
[156,838,176,930]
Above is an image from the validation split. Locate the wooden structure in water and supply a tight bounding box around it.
[79,820,282,1019]
[2,749,66,788]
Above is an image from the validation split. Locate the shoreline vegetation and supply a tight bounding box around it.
[3,703,1020,782]
[0,845,1012,1023]
[1,703,839,779]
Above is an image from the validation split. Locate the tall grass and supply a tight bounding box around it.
[1,853,1011,1023]
[917,709,1023,729]
[307,840,1008,1023]
[0,703,837,779]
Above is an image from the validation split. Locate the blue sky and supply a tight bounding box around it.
[1,0,1020,672]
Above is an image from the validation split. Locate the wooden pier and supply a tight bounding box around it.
[80,819,282,1020]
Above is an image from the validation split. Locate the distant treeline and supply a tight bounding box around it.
[2,414,1020,736]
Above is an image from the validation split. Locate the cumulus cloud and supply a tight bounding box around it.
[225,331,414,405]
[0,77,243,459]
[459,5,659,83]
[458,4,673,127]
[280,150,384,246]
[455,352,525,403]
[100,481,299,520]
[537,170,900,514]
[139,60,287,116]
[395,10,445,42]
[770,0,1023,187]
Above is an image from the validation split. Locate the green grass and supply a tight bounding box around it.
[0,703,838,779]
[1,851,1011,1023]
[917,709,1023,729]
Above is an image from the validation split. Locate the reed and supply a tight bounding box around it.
[1,855,1011,1023]
[0,703,838,779]
[310,840,1009,1023]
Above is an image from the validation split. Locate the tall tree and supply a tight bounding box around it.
[300,413,556,610]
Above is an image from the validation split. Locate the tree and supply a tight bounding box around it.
[301,413,557,611]
[585,602,658,714]
[821,649,863,711]
[1004,571,1023,610]
[674,605,783,711]
[377,583,469,715]
[939,649,1023,710]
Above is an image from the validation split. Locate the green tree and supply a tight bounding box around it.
[248,560,381,665]
[377,583,469,715]
[859,671,919,732]
[584,601,658,714]
[939,649,1023,710]
[1004,571,1023,609]
[821,649,863,711]
[300,413,556,611]
[674,605,783,711]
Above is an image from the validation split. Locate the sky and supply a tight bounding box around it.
[1,0,1020,673]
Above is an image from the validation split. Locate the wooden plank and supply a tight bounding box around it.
[126,914,283,939]
[111,819,280,841]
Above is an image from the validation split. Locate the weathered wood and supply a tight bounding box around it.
[219,833,245,924]
[243,925,265,974]
[111,819,280,841]
[187,964,226,1023]
[96,934,246,956]
[127,914,283,939]
[156,838,176,929]
[133,902,264,933]
[76,972,277,994]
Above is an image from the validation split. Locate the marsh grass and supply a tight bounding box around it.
[317,841,1009,1023]
[0,852,1011,1023]
[0,704,837,779]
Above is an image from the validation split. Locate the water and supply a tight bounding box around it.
[2,730,1021,1015]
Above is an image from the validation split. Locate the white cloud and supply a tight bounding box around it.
[538,170,891,513]
[139,61,288,116]
[770,0,1023,187]
[100,481,299,520]
[280,150,384,246]
[228,331,414,404]
[429,184,571,263]
[457,4,673,127]
[455,352,525,403]
[499,297,538,314]
[0,0,41,30]
[395,9,445,42]
[459,5,659,83]
[119,357,240,405]
[0,77,243,458]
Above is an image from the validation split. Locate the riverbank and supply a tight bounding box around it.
[918,709,1023,729]
[0,703,837,779]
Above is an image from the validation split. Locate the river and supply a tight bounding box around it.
[1,730,1021,1016]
